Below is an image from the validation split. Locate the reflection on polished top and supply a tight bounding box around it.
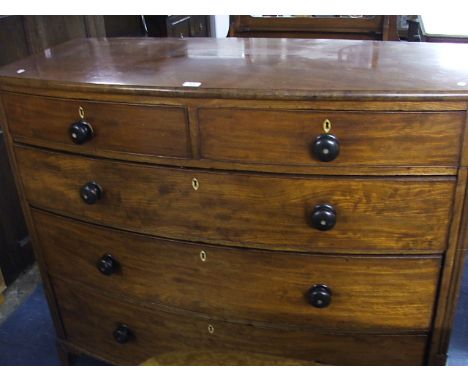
[0,37,468,100]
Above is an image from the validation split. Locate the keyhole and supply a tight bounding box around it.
[208,324,215,334]
[192,178,199,190]
[199,250,207,262]
[323,119,332,133]
[79,106,85,119]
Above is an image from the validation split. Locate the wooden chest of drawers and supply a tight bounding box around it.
[1,38,468,365]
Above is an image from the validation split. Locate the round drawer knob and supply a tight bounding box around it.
[80,182,102,204]
[113,324,133,344]
[308,284,332,308]
[97,254,118,276]
[312,134,340,162]
[69,121,94,145]
[311,204,336,231]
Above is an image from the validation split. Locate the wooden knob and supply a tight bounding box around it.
[312,134,340,162]
[310,204,336,231]
[113,324,133,344]
[69,121,94,144]
[97,254,119,276]
[80,182,103,204]
[308,284,332,308]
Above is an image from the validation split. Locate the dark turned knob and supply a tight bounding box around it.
[80,182,102,204]
[113,324,133,344]
[308,284,332,308]
[97,254,119,276]
[69,120,94,145]
[312,134,340,162]
[311,204,336,231]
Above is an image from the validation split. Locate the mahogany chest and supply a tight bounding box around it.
[0,38,467,365]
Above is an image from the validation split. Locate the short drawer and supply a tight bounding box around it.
[198,108,465,166]
[34,210,440,331]
[18,146,455,253]
[3,93,190,158]
[54,279,428,365]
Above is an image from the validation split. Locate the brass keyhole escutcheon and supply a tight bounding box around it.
[79,106,85,120]
[192,178,199,190]
[323,119,332,133]
[200,250,207,262]
[208,324,215,334]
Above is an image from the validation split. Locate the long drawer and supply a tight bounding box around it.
[34,210,440,331]
[17,145,455,253]
[54,278,429,365]
[198,108,465,166]
[3,93,191,159]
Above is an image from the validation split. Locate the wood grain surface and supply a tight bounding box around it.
[6,95,463,177]
[16,145,455,253]
[53,278,428,366]
[2,37,468,366]
[3,93,190,159]
[140,351,325,366]
[1,38,468,101]
[34,209,440,331]
[199,108,464,166]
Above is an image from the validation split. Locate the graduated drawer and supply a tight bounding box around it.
[53,279,429,365]
[34,210,440,331]
[17,146,455,253]
[198,108,465,166]
[3,93,190,158]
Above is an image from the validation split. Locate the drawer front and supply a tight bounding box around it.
[54,279,428,365]
[34,210,440,331]
[17,146,455,253]
[3,93,190,158]
[198,108,464,166]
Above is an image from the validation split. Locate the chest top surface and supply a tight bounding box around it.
[0,37,468,100]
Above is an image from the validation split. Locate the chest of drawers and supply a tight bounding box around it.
[1,38,468,365]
